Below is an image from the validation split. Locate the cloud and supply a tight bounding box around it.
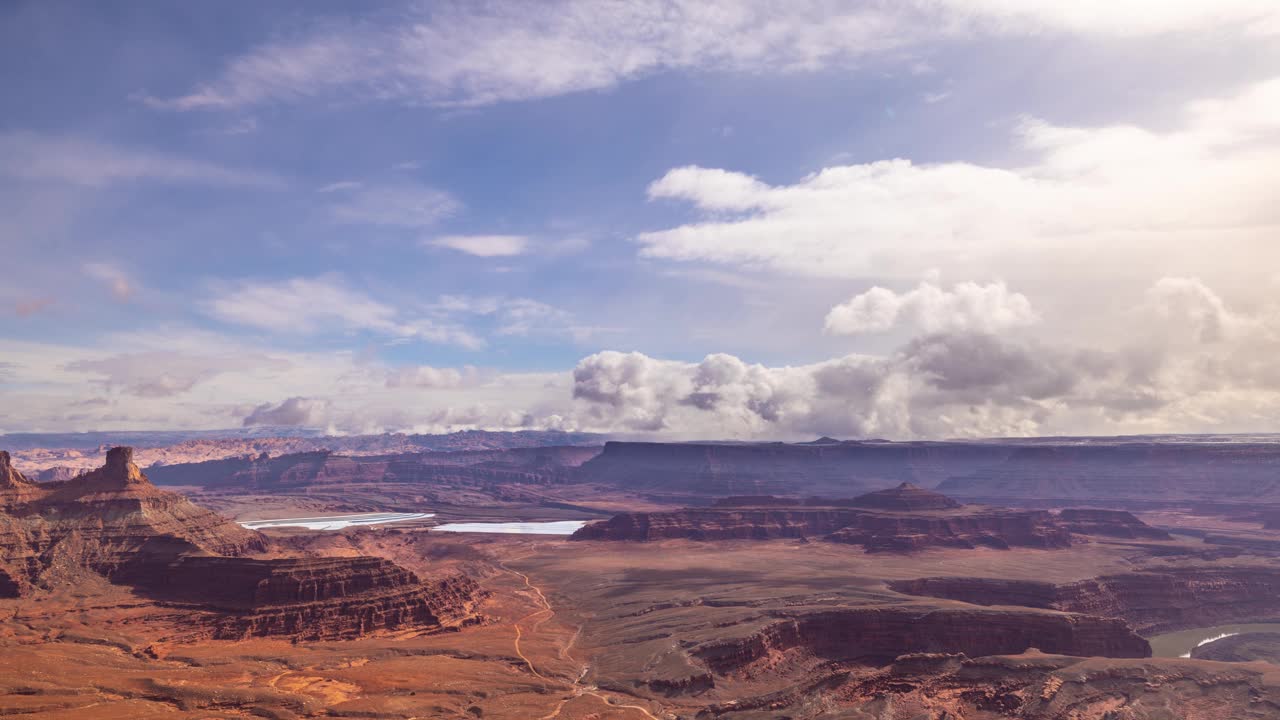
[569,276,1280,439]
[0,131,283,189]
[67,351,287,398]
[242,396,327,427]
[428,234,528,257]
[638,76,1280,279]
[317,180,362,193]
[205,276,484,348]
[385,365,484,389]
[824,280,1038,335]
[144,1,1279,112]
[82,263,137,302]
[328,183,460,227]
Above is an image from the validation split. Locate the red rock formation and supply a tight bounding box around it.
[0,447,483,639]
[850,482,961,511]
[892,566,1280,633]
[0,447,266,592]
[574,489,1072,551]
[142,556,481,640]
[690,606,1149,675]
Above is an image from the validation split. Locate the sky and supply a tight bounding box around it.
[2,1,1280,439]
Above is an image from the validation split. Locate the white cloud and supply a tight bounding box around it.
[317,180,362,193]
[638,76,1280,279]
[0,131,283,189]
[144,1,1279,112]
[204,276,484,349]
[82,263,137,302]
[428,234,529,257]
[329,183,460,227]
[385,365,484,389]
[824,280,1038,335]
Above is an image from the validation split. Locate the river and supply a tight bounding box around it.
[1146,622,1280,657]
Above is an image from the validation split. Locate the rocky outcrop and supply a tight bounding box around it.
[814,651,1280,720]
[892,566,1280,633]
[851,482,961,511]
[690,606,1149,674]
[0,447,481,640]
[1054,508,1172,539]
[0,447,266,593]
[574,487,1073,551]
[141,556,481,640]
[825,508,1072,551]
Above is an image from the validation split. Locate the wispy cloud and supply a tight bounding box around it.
[317,180,362,193]
[205,275,484,349]
[82,263,138,302]
[427,234,528,257]
[143,1,1280,112]
[328,182,460,227]
[0,131,284,189]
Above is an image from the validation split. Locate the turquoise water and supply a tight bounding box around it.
[431,520,587,535]
[238,512,434,531]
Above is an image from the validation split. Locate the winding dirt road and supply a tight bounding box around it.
[500,560,660,720]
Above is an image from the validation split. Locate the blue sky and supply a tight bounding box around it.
[3,1,1280,438]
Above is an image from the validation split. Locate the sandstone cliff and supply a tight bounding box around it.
[892,565,1280,633]
[0,447,481,640]
[690,606,1149,675]
[573,485,1075,551]
[142,556,481,640]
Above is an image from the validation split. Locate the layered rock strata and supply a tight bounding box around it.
[891,566,1280,633]
[690,606,1150,675]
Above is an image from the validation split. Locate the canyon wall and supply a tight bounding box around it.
[892,566,1280,633]
[938,442,1280,505]
[691,606,1150,675]
[142,556,481,640]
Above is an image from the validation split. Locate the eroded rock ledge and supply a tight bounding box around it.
[891,566,1280,633]
[572,484,1160,551]
[0,447,481,640]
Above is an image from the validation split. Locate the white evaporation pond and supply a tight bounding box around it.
[238,512,434,531]
[431,520,588,535]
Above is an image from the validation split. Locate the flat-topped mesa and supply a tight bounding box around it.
[850,482,962,512]
[1054,508,1171,539]
[138,556,483,641]
[573,491,1073,550]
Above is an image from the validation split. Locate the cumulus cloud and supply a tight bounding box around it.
[145,1,1279,111]
[205,276,484,348]
[0,131,283,189]
[824,280,1038,335]
[242,396,327,427]
[569,276,1280,439]
[638,77,1280,279]
[428,234,528,257]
